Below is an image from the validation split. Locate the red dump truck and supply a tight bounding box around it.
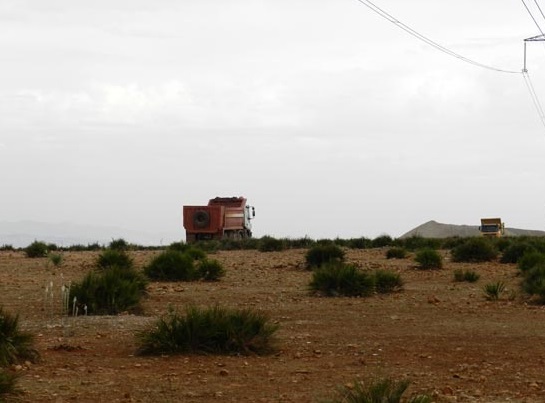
[183,196,255,242]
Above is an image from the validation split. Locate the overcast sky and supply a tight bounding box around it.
[1,0,545,242]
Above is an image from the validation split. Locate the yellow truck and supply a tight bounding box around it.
[479,218,505,237]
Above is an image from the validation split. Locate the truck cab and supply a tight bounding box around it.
[479,218,505,237]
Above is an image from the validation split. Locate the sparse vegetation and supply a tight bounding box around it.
[258,236,286,252]
[386,247,407,259]
[500,241,536,264]
[373,269,404,293]
[197,259,226,281]
[137,305,278,356]
[70,266,147,315]
[320,377,431,403]
[309,263,375,297]
[0,307,38,366]
[371,235,394,248]
[453,269,480,283]
[451,238,498,263]
[96,249,133,270]
[517,251,545,273]
[48,252,64,267]
[144,250,197,281]
[109,238,130,251]
[484,281,506,301]
[24,240,49,258]
[521,263,545,302]
[0,369,20,399]
[305,244,345,269]
[415,248,442,270]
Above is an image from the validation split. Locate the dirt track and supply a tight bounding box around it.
[1,248,545,402]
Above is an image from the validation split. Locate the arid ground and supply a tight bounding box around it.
[1,248,545,402]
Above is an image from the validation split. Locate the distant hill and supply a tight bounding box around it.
[400,220,545,239]
[0,221,182,248]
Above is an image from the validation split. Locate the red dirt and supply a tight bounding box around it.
[1,248,545,402]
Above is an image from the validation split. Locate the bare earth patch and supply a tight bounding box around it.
[1,248,545,402]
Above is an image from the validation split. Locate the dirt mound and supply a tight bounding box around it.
[400,220,545,239]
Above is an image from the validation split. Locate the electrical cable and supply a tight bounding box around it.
[354,0,521,74]
[522,71,545,128]
[521,0,545,36]
[533,0,545,23]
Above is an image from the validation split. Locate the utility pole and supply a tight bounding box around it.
[524,34,545,72]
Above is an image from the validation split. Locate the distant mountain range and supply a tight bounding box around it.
[400,220,545,239]
[0,221,182,248]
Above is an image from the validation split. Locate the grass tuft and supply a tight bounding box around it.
[137,305,278,356]
[0,307,39,366]
[309,263,375,297]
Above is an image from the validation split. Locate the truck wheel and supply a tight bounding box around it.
[193,210,210,228]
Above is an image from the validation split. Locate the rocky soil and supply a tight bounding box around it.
[1,248,545,402]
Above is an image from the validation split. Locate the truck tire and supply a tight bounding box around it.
[193,210,210,229]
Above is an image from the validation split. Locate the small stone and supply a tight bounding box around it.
[219,369,229,376]
[442,386,454,395]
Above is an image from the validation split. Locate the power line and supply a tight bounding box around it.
[533,0,545,23]
[523,71,545,128]
[521,0,545,36]
[354,0,521,74]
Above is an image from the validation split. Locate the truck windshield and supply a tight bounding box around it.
[481,225,499,232]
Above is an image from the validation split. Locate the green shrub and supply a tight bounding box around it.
[197,259,226,281]
[373,269,404,293]
[305,244,345,269]
[453,269,480,283]
[0,307,39,366]
[415,248,442,269]
[518,251,545,273]
[309,263,375,297]
[48,252,64,267]
[258,236,286,252]
[347,237,372,249]
[96,249,133,270]
[0,245,15,252]
[24,241,48,258]
[371,235,394,248]
[500,242,536,264]
[144,250,197,281]
[71,266,147,315]
[400,236,441,251]
[168,241,190,253]
[285,237,315,249]
[451,238,498,263]
[185,247,206,261]
[386,247,407,259]
[109,238,130,251]
[137,305,278,355]
[0,369,20,399]
[484,281,506,301]
[321,377,431,403]
[521,263,545,302]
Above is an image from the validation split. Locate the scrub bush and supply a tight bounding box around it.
[451,238,498,263]
[0,307,39,366]
[197,259,225,281]
[415,248,442,269]
[109,238,130,251]
[144,250,197,281]
[521,263,545,302]
[321,377,431,403]
[0,369,20,399]
[373,269,404,293]
[24,241,48,258]
[483,281,506,301]
[258,236,286,252]
[71,266,147,315]
[386,247,407,259]
[305,244,345,269]
[518,251,545,273]
[309,263,375,297]
[453,269,480,283]
[137,305,278,355]
[371,235,394,248]
[500,241,536,264]
[96,249,133,270]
